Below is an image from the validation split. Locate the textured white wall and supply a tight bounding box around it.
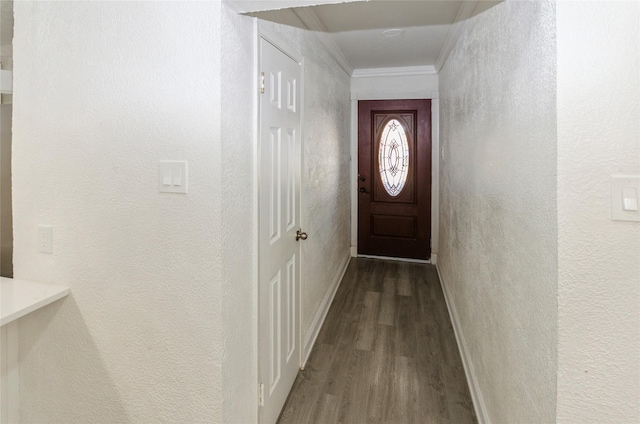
[220,5,258,423]
[298,29,351,341]
[12,2,223,422]
[351,73,438,98]
[557,3,640,423]
[438,2,557,423]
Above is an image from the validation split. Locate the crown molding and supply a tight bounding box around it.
[351,90,438,101]
[293,8,354,76]
[225,0,364,14]
[434,0,478,72]
[352,65,437,78]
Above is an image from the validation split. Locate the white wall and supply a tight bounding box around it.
[10,1,350,421]
[556,2,640,422]
[351,73,438,98]
[438,2,557,423]
[220,4,257,423]
[296,27,351,345]
[12,2,224,422]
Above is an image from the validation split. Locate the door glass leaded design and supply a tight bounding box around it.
[378,119,409,197]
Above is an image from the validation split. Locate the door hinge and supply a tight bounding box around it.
[259,72,265,94]
[259,383,265,407]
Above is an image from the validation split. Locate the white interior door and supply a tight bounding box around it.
[258,37,302,424]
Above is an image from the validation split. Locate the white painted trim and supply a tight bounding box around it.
[434,1,478,72]
[301,253,350,369]
[352,90,438,101]
[0,321,19,424]
[256,24,305,423]
[352,65,437,78]
[431,96,440,258]
[293,8,354,76]
[350,91,440,261]
[350,99,358,251]
[298,53,306,369]
[436,264,490,424]
[251,16,260,424]
[429,253,438,265]
[358,254,430,264]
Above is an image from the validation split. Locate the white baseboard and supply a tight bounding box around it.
[301,253,350,368]
[358,254,430,264]
[436,265,490,424]
[430,253,438,264]
[350,246,357,257]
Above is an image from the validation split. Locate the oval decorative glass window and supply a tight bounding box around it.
[378,119,409,197]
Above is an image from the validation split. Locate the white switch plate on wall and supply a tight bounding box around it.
[611,175,640,222]
[159,160,188,194]
[38,225,53,253]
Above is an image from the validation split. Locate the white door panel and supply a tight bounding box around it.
[259,37,301,424]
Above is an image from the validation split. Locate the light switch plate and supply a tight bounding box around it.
[159,160,188,194]
[611,175,640,222]
[38,225,53,253]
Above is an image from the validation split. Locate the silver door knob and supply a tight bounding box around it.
[296,230,308,241]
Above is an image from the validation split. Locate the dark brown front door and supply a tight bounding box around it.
[358,99,431,260]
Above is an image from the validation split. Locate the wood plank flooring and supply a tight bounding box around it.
[277,258,477,424]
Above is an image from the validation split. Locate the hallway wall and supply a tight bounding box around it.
[254,17,352,348]
[438,2,557,423]
[12,2,224,422]
[556,3,640,422]
[11,2,351,422]
[220,5,257,423]
[220,7,352,423]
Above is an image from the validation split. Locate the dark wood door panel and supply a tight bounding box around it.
[369,203,418,215]
[371,215,417,239]
[358,99,431,260]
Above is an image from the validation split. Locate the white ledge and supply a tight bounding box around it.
[1,277,70,326]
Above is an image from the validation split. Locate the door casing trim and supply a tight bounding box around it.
[350,91,439,263]
[255,21,305,423]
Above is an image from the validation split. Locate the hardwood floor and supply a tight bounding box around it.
[277,258,477,424]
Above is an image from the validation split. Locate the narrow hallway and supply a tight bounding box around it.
[278,258,476,424]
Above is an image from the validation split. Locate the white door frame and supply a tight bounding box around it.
[256,23,305,422]
[350,90,440,264]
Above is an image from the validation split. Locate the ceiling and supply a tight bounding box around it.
[233,0,500,74]
[1,1,500,74]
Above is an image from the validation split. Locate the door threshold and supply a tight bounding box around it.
[357,254,431,264]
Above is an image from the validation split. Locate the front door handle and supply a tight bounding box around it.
[360,187,370,194]
[296,229,308,241]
